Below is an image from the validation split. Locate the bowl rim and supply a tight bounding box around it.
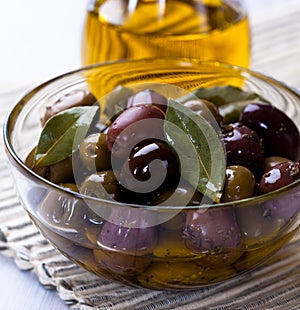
[3,57,300,211]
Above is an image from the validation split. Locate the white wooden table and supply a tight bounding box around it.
[0,1,299,309]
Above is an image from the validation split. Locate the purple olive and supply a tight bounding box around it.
[127,89,168,112]
[258,161,300,194]
[258,161,300,220]
[106,105,165,158]
[183,208,241,253]
[41,89,97,125]
[222,122,264,171]
[118,139,179,194]
[99,208,158,253]
[240,103,300,161]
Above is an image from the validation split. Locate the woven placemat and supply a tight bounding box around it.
[1,4,300,309]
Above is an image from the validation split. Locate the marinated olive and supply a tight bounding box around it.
[153,230,194,258]
[127,89,168,112]
[80,170,123,202]
[41,89,97,125]
[240,103,300,161]
[25,147,74,183]
[152,179,203,206]
[99,208,158,254]
[183,208,241,253]
[222,123,264,171]
[138,260,235,288]
[79,133,111,172]
[261,189,300,221]
[118,139,179,194]
[221,165,256,202]
[262,156,292,174]
[36,220,100,270]
[38,192,87,229]
[235,204,282,245]
[219,101,251,125]
[38,157,74,184]
[196,248,243,267]
[93,248,151,276]
[183,99,223,125]
[106,104,165,158]
[138,261,204,288]
[258,162,300,221]
[158,212,186,231]
[59,183,79,192]
[37,191,101,247]
[258,161,300,194]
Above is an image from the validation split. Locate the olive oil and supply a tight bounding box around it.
[82,0,250,67]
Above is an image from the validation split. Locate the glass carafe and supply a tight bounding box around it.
[81,0,250,67]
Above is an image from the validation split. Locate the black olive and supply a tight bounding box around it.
[240,103,300,161]
[118,139,179,195]
[222,122,264,171]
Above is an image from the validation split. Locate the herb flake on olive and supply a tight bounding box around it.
[99,208,158,254]
[258,161,300,194]
[183,208,241,253]
[258,162,300,221]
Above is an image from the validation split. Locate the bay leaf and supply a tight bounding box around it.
[35,106,99,167]
[164,99,226,202]
[218,100,260,124]
[177,85,270,107]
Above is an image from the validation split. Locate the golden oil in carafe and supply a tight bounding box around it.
[82,0,250,67]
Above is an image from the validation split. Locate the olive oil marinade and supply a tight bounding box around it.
[82,0,250,67]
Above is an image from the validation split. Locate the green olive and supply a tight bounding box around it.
[219,101,250,125]
[235,204,282,245]
[80,170,122,201]
[152,181,203,207]
[221,165,256,202]
[79,133,111,172]
[25,147,74,184]
[262,156,291,173]
[25,147,42,169]
[153,230,194,257]
[60,183,79,192]
[93,248,151,276]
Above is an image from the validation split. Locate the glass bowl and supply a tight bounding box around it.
[3,58,300,290]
